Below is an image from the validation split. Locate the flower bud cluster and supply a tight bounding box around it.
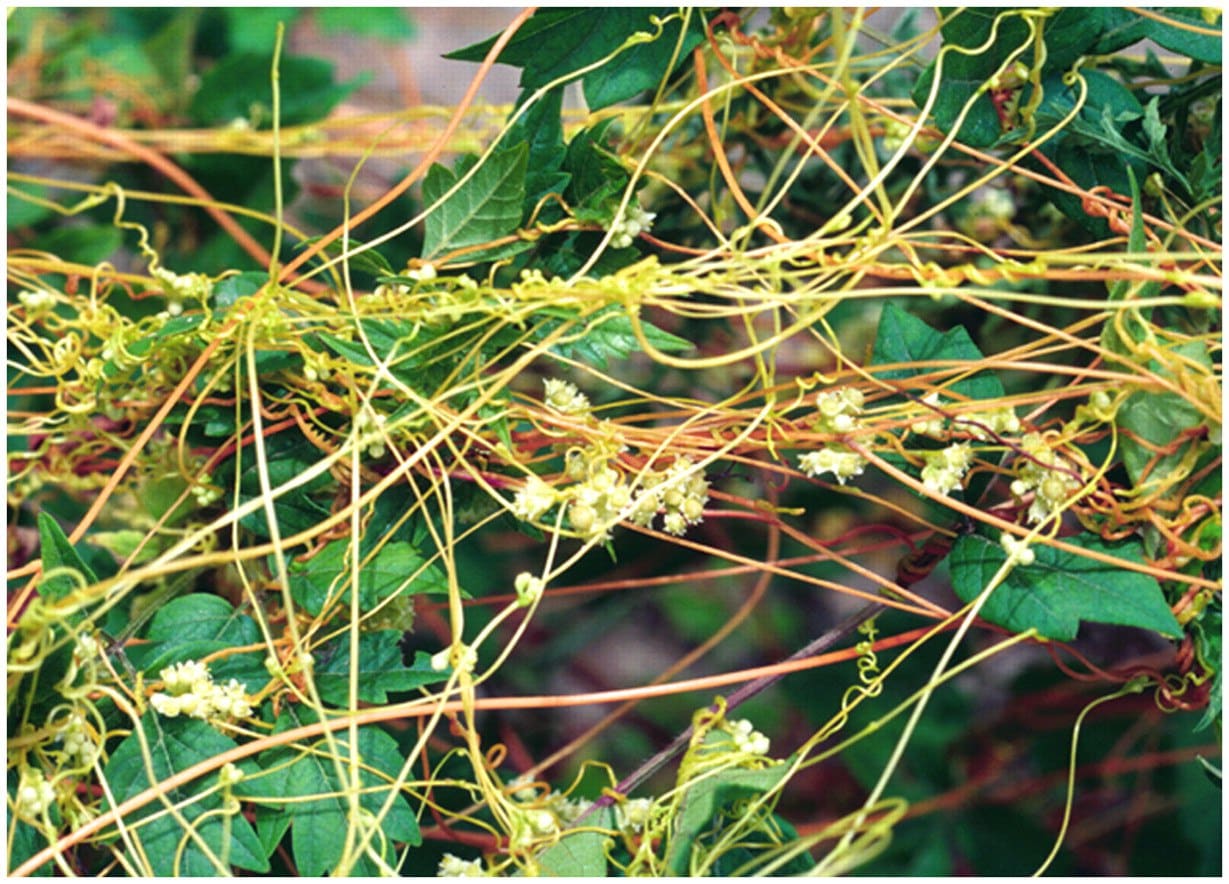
[1010,432,1081,523]
[629,456,710,536]
[543,378,590,415]
[149,660,253,723]
[798,445,866,485]
[354,403,388,459]
[724,718,771,757]
[152,266,212,318]
[15,767,57,819]
[912,394,1020,441]
[18,288,58,316]
[608,202,656,250]
[920,442,974,496]
[514,572,545,607]
[56,712,100,768]
[1000,532,1036,566]
[438,853,486,877]
[616,797,655,836]
[814,387,865,434]
[567,461,633,542]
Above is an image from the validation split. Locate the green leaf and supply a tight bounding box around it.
[189,53,361,127]
[911,8,1032,148]
[446,8,706,111]
[237,708,421,876]
[219,430,333,539]
[219,8,301,56]
[949,532,1182,641]
[102,714,269,875]
[213,271,267,308]
[314,7,414,39]
[314,635,446,705]
[1115,366,1211,490]
[541,305,692,370]
[869,302,1004,402]
[563,120,631,224]
[505,87,571,221]
[129,593,267,689]
[33,225,124,266]
[535,804,616,876]
[666,741,794,875]
[421,144,528,260]
[288,539,448,617]
[37,512,97,603]
[1142,7,1222,65]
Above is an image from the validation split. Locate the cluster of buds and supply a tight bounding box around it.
[14,767,58,820]
[798,445,866,485]
[608,202,656,250]
[55,711,100,768]
[912,394,1020,441]
[543,378,590,415]
[724,718,771,757]
[615,797,655,836]
[1010,432,1082,523]
[629,456,710,536]
[566,461,633,541]
[354,402,388,459]
[437,853,486,877]
[152,266,212,318]
[920,442,974,496]
[17,288,57,316]
[1000,532,1036,566]
[149,660,253,723]
[799,387,870,485]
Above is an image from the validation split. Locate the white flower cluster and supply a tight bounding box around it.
[56,712,100,768]
[15,767,57,819]
[798,446,866,485]
[1010,432,1082,523]
[512,475,558,522]
[149,660,253,723]
[814,388,865,434]
[912,394,1020,441]
[514,572,545,607]
[616,797,654,836]
[608,202,656,250]
[354,402,388,459]
[438,853,486,877]
[18,288,57,315]
[567,462,633,541]
[543,378,590,415]
[799,387,869,485]
[629,456,710,536]
[152,266,212,317]
[920,442,973,496]
[1000,532,1036,566]
[191,475,223,507]
[725,718,771,756]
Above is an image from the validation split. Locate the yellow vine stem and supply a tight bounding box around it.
[1032,678,1151,876]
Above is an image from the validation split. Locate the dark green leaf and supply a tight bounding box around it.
[542,305,692,370]
[505,87,571,220]
[288,539,448,617]
[666,739,794,875]
[421,144,528,260]
[949,532,1182,641]
[314,7,414,39]
[37,512,97,603]
[189,53,361,128]
[563,121,631,224]
[446,9,706,111]
[237,708,421,876]
[212,271,267,308]
[1142,7,1222,65]
[314,634,445,705]
[131,593,266,688]
[536,805,616,876]
[32,225,123,266]
[103,715,268,875]
[869,303,1004,402]
[220,8,300,56]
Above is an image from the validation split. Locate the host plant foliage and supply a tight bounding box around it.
[7,6,1222,877]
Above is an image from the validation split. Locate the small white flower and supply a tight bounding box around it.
[438,853,485,877]
[514,572,545,607]
[1000,533,1036,566]
[512,475,557,521]
[799,446,867,484]
[616,797,654,835]
[543,378,590,415]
